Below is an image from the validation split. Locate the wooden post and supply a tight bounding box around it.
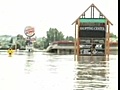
[74,23,77,61]
[79,21,80,57]
[77,19,80,61]
[107,23,110,57]
[105,20,107,56]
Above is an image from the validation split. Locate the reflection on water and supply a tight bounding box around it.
[25,52,34,74]
[74,56,109,90]
[0,52,118,90]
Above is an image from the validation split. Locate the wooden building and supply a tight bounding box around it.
[71,3,113,60]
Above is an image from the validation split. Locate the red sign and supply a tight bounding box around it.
[24,26,35,37]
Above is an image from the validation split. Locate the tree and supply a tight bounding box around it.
[65,36,74,41]
[109,33,117,38]
[46,28,64,43]
[9,37,14,47]
[44,28,65,49]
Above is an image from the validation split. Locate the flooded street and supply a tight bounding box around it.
[0,51,118,90]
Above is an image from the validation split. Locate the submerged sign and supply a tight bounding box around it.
[79,18,106,38]
[80,27,105,31]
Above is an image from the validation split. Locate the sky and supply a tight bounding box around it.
[0,0,118,37]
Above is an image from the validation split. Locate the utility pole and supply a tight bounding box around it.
[54,29,55,41]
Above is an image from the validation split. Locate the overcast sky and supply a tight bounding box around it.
[0,0,118,37]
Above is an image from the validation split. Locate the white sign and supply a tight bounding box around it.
[80,27,105,31]
[24,26,35,37]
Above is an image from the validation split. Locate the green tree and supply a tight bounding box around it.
[46,28,64,43]
[65,36,74,41]
[110,33,117,38]
[33,37,48,49]
[43,28,65,49]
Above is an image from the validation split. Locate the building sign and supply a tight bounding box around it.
[24,26,35,37]
[80,27,105,31]
[79,18,106,38]
[80,23,105,27]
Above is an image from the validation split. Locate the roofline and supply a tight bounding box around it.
[71,3,113,25]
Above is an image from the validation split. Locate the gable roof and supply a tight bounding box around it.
[72,3,113,25]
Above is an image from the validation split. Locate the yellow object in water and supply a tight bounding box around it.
[7,48,14,57]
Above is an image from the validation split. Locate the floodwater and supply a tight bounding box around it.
[0,51,118,90]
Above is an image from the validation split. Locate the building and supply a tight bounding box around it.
[46,40,118,55]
